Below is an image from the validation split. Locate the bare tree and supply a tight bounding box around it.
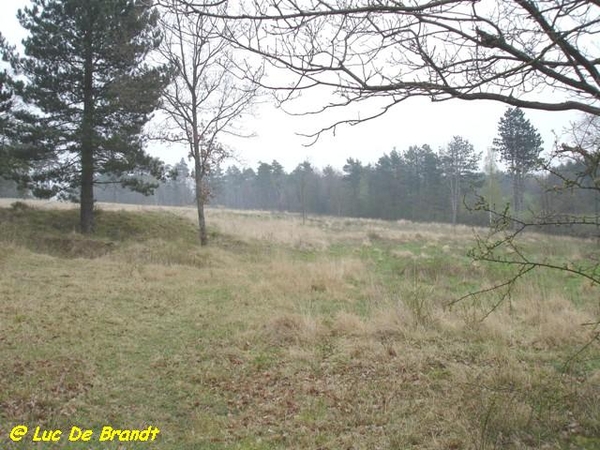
[547,113,600,197]
[172,0,599,143]
[157,1,262,245]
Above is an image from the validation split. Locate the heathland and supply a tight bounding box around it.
[0,200,598,449]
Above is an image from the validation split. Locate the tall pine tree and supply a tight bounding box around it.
[15,0,167,232]
[493,108,543,218]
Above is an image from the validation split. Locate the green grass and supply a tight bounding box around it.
[0,201,598,449]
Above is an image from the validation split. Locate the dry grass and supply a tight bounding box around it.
[0,199,598,449]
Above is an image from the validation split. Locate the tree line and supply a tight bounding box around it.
[15,125,586,235]
[212,146,598,235]
[4,92,596,234]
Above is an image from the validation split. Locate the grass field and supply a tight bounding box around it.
[0,199,598,449]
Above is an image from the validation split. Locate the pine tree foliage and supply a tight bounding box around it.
[0,34,15,132]
[494,108,543,174]
[493,108,543,216]
[13,0,168,232]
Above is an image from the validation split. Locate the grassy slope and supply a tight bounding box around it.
[0,201,598,449]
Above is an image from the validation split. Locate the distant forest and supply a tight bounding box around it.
[1,143,597,234]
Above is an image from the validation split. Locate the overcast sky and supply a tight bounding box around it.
[1,0,580,172]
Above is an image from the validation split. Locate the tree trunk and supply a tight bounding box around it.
[80,32,95,234]
[193,149,207,247]
[189,89,208,246]
[193,147,208,245]
[488,172,494,226]
[301,184,305,225]
[512,171,523,228]
[450,174,459,227]
[196,174,208,246]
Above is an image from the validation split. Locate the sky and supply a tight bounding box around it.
[1,0,581,173]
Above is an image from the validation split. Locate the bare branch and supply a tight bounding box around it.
[168,0,600,142]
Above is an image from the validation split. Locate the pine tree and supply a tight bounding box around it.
[293,161,316,224]
[15,0,167,233]
[256,162,274,209]
[374,150,406,220]
[271,160,286,211]
[493,108,543,218]
[342,158,364,217]
[403,145,442,221]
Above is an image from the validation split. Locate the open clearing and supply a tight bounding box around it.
[0,200,598,449]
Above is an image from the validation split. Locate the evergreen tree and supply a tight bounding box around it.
[256,162,274,209]
[205,163,224,206]
[14,0,167,233]
[321,165,343,216]
[342,158,364,217]
[270,160,286,211]
[241,168,257,208]
[372,150,402,219]
[403,145,443,221]
[292,161,316,223]
[150,158,194,206]
[493,108,543,218]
